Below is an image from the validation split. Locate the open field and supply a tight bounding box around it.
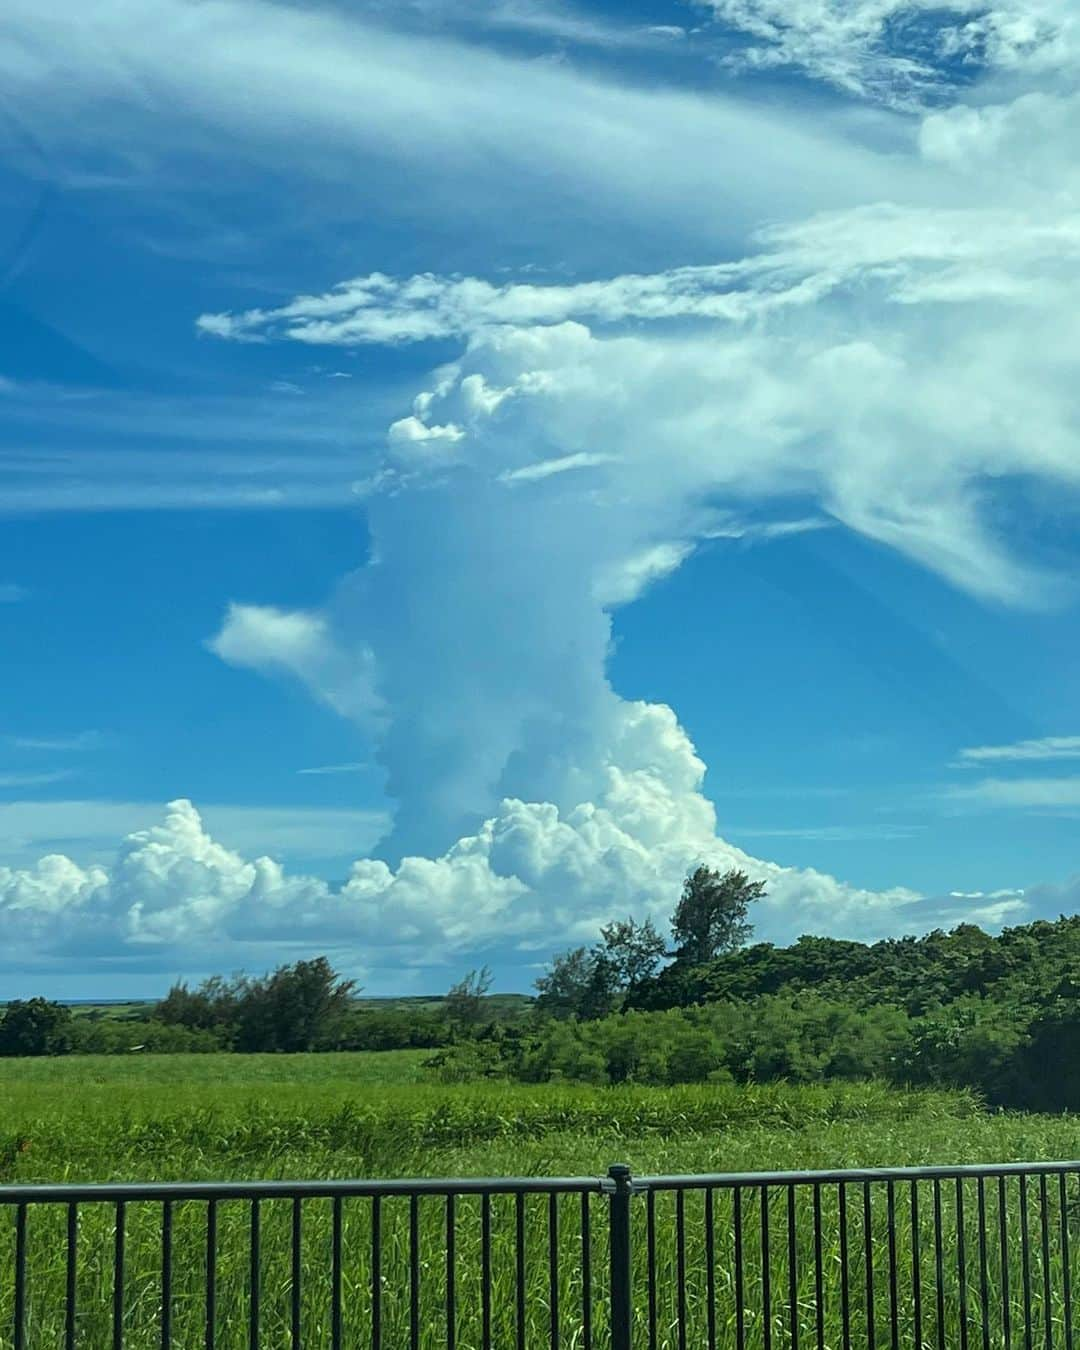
[2,1055,1080,1346]
[0,1054,996,1184]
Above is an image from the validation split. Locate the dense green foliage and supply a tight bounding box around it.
[535,917,667,1021]
[535,868,757,1022]
[0,997,75,1056]
[627,918,1077,1014]
[495,996,911,1089]
[496,914,1080,1109]
[155,956,357,1051]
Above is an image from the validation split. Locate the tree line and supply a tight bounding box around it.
[6,861,1080,1113]
[0,959,511,1057]
[443,869,1080,1111]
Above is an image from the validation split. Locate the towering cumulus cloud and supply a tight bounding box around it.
[204,197,1080,961]
[4,0,1080,978]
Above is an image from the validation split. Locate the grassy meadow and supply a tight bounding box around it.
[2,1053,1080,1345]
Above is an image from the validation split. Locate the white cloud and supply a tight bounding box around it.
[957,735,1080,764]
[199,206,1080,346]
[594,542,696,607]
[696,0,1080,108]
[1,0,913,256]
[455,1,688,51]
[190,27,1080,961]
[0,583,27,603]
[0,771,76,789]
[11,731,103,752]
[297,762,369,776]
[499,451,614,485]
[0,708,1045,975]
[342,311,1074,607]
[0,799,389,872]
[8,0,1080,976]
[198,194,1080,611]
[386,415,466,463]
[0,380,400,515]
[947,777,1080,809]
[208,603,384,730]
[730,824,925,842]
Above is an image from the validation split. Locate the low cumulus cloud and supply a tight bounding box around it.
[0,708,1050,977]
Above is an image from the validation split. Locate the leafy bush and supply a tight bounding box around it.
[68,1019,225,1055]
[340,1008,450,1051]
[0,999,74,1056]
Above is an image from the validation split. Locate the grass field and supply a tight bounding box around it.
[1,1054,1079,1346]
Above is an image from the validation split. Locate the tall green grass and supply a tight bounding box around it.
[0,1054,1078,1345]
[0,1055,976,1183]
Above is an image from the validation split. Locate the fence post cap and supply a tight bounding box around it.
[607,1163,632,1181]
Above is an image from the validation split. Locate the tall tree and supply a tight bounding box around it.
[670,866,765,966]
[234,957,357,1053]
[598,917,667,991]
[445,966,493,1038]
[155,974,240,1033]
[535,924,662,1022]
[534,947,597,1021]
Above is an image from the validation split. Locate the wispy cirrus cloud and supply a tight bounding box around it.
[1,0,929,268]
[946,776,1080,809]
[696,0,1079,109]
[956,735,1080,765]
[0,770,77,789]
[297,762,369,776]
[197,207,1080,346]
[11,731,104,752]
[729,823,926,842]
[0,378,401,515]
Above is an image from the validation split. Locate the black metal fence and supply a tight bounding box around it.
[1,1160,1079,1347]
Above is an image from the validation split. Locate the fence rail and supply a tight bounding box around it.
[2,1159,1080,1347]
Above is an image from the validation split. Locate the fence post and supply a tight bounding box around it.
[608,1163,634,1350]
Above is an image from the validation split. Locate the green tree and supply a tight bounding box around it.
[577,951,620,1022]
[0,998,74,1056]
[670,866,764,966]
[155,974,240,1036]
[536,918,667,1022]
[534,947,622,1021]
[234,957,357,1053]
[445,966,493,1039]
[534,948,595,1020]
[598,917,667,992]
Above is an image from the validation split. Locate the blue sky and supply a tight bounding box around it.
[3,0,1080,997]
